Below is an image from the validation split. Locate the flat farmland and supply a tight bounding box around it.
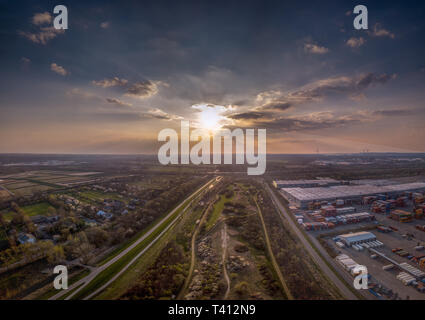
[0,170,105,196]
[12,185,54,196]
[79,191,128,203]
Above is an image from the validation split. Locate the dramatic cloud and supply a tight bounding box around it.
[227,73,397,132]
[32,12,52,25]
[50,63,68,76]
[228,106,417,135]
[346,37,366,48]
[92,77,128,88]
[105,98,132,108]
[369,23,395,39]
[253,72,396,112]
[228,110,368,134]
[18,12,64,44]
[19,27,64,45]
[91,78,162,100]
[304,43,329,54]
[100,21,110,29]
[282,73,395,102]
[125,80,159,99]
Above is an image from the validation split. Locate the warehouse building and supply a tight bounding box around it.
[337,231,376,247]
[280,182,425,208]
[273,178,341,189]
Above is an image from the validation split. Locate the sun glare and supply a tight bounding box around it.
[193,104,227,132]
[199,108,221,130]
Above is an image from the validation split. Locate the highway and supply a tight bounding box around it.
[49,177,218,300]
[264,183,359,300]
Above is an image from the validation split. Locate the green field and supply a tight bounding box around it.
[0,171,103,196]
[205,193,233,231]
[2,202,54,222]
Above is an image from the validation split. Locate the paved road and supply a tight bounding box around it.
[264,183,359,300]
[49,177,217,300]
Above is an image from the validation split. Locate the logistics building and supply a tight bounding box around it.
[272,178,341,189]
[279,182,425,208]
[337,231,376,247]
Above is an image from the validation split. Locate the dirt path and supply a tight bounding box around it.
[177,201,213,299]
[221,223,230,299]
[254,195,294,300]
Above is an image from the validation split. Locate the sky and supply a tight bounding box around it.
[0,0,424,154]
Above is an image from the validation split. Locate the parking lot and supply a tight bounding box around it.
[328,230,425,299]
[297,199,425,300]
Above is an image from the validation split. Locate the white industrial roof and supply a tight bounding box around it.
[338,231,376,243]
[281,182,425,202]
[274,178,339,186]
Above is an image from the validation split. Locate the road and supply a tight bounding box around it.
[49,177,218,300]
[264,183,359,300]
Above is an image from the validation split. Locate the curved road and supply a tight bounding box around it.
[264,183,358,300]
[50,177,218,300]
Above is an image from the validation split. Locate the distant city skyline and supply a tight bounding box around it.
[1,0,425,154]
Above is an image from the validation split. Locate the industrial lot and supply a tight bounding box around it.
[275,178,425,299]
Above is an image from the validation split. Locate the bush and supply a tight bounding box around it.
[234,281,249,296]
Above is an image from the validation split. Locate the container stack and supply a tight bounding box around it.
[396,272,416,286]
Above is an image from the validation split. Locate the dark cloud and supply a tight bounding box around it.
[227,109,366,134]
[372,109,414,117]
[126,80,158,98]
[105,98,132,108]
[290,73,395,101]
[356,73,394,90]
[261,101,293,111]
[254,73,396,113]
[237,116,361,133]
[228,111,267,120]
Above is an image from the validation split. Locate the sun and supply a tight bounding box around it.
[193,104,226,132]
[199,108,221,130]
